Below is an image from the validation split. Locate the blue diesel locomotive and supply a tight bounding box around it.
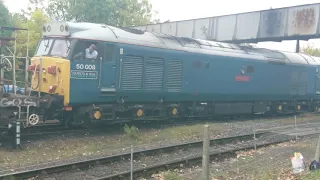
[28,22,320,126]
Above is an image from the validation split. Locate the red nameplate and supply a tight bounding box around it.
[235,76,249,82]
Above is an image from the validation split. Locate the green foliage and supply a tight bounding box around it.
[46,0,70,21]
[2,175,15,180]
[162,171,185,180]
[301,170,320,180]
[0,0,158,86]
[301,44,320,57]
[66,0,154,26]
[124,124,139,140]
[2,9,50,85]
[0,0,13,36]
[14,9,50,56]
[24,0,157,26]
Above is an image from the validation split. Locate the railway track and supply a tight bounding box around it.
[1,112,315,136]
[0,133,265,179]
[2,122,320,180]
[0,112,318,151]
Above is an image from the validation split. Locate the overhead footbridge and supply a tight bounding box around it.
[130,3,320,45]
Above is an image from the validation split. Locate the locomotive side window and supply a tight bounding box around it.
[105,44,116,62]
[72,41,86,60]
[72,41,100,60]
[247,66,254,73]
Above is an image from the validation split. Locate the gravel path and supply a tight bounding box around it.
[0,114,318,177]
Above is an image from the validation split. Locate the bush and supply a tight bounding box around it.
[124,124,139,140]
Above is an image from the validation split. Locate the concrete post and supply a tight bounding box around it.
[254,130,257,150]
[314,134,320,161]
[202,124,210,180]
[295,115,298,141]
[130,145,133,180]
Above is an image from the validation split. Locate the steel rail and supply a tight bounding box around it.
[98,134,301,180]
[0,133,266,179]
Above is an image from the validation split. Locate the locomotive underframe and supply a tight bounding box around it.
[39,94,320,127]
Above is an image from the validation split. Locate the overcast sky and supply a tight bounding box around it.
[4,0,320,52]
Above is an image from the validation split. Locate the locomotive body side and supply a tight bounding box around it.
[29,22,320,126]
[67,40,318,118]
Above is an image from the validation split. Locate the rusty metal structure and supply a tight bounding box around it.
[0,26,30,95]
[0,26,39,129]
[131,3,320,52]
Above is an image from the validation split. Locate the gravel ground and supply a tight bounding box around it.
[0,114,319,176]
[36,133,295,180]
[150,136,320,180]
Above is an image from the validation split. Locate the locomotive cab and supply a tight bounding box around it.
[30,35,71,106]
[70,39,117,96]
[30,22,119,123]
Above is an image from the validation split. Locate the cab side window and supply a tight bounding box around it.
[105,44,116,62]
[72,41,101,61]
[72,41,86,60]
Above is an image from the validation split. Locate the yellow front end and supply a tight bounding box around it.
[30,57,70,106]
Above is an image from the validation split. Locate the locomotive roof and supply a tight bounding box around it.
[43,22,320,65]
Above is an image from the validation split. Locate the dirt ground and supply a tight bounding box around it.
[153,136,320,180]
[0,114,318,175]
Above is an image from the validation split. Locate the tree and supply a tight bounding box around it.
[26,0,155,26]
[0,0,13,36]
[21,0,47,17]
[14,9,50,57]
[66,0,154,26]
[7,9,50,86]
[301,44,320,57]
[46,0,70,21]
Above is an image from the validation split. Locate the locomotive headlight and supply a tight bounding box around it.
[60,25,64,32]
[297,104,301,111]
[47,25,51,32]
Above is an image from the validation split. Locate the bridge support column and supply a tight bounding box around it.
[296,40,300,53]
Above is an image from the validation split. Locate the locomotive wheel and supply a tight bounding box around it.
[171,107,178,116]
[136,109,144,117]
[28,114,40,126]
[68,112,92,128]
[296,104,301,111]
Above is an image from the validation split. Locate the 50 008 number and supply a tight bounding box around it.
[76,64,96,70]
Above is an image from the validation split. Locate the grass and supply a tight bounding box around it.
[301,170,320,180]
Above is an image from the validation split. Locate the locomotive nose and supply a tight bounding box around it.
[29,57,68,94]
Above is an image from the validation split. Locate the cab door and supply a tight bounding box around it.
[100,43,117,95]
[69,40,102,103]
